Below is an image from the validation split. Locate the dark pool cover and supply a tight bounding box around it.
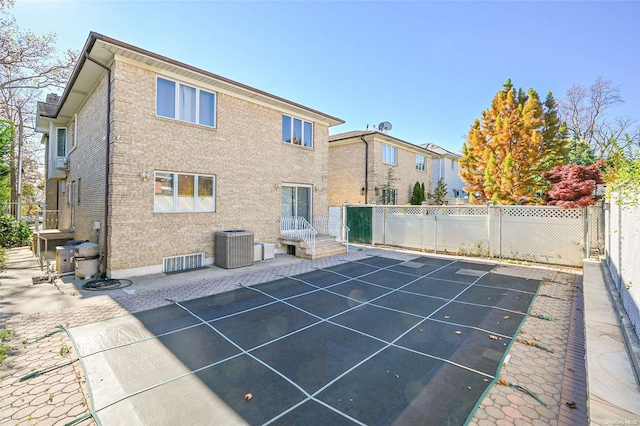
[66,255,540,425]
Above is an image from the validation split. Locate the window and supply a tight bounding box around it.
[453,189,461,198]
[382,144,397,165]
[416,154,426,172]
[73,114,78,148]
[56,128,67,157]
[451,158,455,169]
[282,115,313,147]
[381,188,397,205]
[77,178,81,204]
[154,171,216,213]
[156,77,216,127]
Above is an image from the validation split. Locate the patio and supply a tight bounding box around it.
[1,245,617,425]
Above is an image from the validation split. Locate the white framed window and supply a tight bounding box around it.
[156,77,216,127]
[381,188,397,205]
[56,127,67,157]
[154,171,216,213]
[451,158,455,169]
[382,144,397,165]
[282,115,313,147]
[416,154,426,172]
[73,114,78,148]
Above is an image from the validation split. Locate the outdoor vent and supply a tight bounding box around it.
[163,252,205,273]
[214,230,254,269]
[55,156,69,170]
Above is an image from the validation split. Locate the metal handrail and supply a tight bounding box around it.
[280,216,317,259]
[312,215,350,252]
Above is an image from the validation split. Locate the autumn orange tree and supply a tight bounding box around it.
[459,79,568,204]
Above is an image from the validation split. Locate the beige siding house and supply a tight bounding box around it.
[328,131,436,206]
[36,32,343,278]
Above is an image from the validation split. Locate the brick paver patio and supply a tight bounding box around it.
[0,247,585,425]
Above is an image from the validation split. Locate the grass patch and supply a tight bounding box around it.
[0,329,12,363]
[0,247,6,271]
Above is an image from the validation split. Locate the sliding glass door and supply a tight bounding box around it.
[281,185,311,222]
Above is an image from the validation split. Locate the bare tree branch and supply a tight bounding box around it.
[558,77,636,159]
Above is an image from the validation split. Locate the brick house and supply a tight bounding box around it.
[328,130,436,206]
[36,32,344,278]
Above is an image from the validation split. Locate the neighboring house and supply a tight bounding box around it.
[36,32,344,278]
[422,143,467,202]
[328,130,435,205]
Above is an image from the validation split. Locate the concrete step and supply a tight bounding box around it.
[278,234,348,260]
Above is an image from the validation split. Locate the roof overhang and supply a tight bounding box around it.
[330,130,437,157]
[37,32,344,131]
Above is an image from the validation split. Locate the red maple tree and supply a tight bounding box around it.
[542,162,604,208]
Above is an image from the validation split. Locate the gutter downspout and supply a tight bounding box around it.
[84,53,111,277]
[360,136,369,204]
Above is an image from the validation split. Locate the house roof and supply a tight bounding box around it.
[421,143,462,158]
[37,32,344,130]
[330,130,440,157]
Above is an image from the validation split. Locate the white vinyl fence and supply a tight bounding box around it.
[605,193,640,339]
[362,204,591,267]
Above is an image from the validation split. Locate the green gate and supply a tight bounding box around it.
[346,206,372,244]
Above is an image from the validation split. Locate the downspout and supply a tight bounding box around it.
[84,53,111,277]
[360,136,369,204]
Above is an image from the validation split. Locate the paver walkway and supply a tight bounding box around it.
[1,246,587,425]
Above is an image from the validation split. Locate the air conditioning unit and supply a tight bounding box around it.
[55,156,69,170]
[214,230,254,269]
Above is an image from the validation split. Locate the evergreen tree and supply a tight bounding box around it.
[432,179,448,205]
[410,181,422,205]
[459,79,569,204]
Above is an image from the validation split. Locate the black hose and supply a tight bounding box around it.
[82,278,133,291]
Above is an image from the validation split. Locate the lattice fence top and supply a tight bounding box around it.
[497,206,583,219]
[370,205,584,219]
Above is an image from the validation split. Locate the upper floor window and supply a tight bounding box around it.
[56,128,67,157]
[382,144,397,165]
[154,171,216,213]
[416,154,426,172]
[156,77,216,127]
[451,158,455,169]
[72,114,78,148]
[282,115,313,147]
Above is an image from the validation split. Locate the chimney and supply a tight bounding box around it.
[45,93,60,105]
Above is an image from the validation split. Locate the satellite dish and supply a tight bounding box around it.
[378,121,392,133]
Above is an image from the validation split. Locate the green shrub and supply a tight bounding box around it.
[0,215,32,248]
[0,247,5,271]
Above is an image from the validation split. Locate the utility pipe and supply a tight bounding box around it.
[360,136,369,204]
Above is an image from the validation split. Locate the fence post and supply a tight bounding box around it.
[434,208,438,254]
[584,207,590,259]
[499,206,503,259]
[487,202,492,259]
[618,191,623,293]
[383,206,387,246]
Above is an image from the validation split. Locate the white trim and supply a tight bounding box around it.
[281,114,313,148]
[382,143,397,166]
